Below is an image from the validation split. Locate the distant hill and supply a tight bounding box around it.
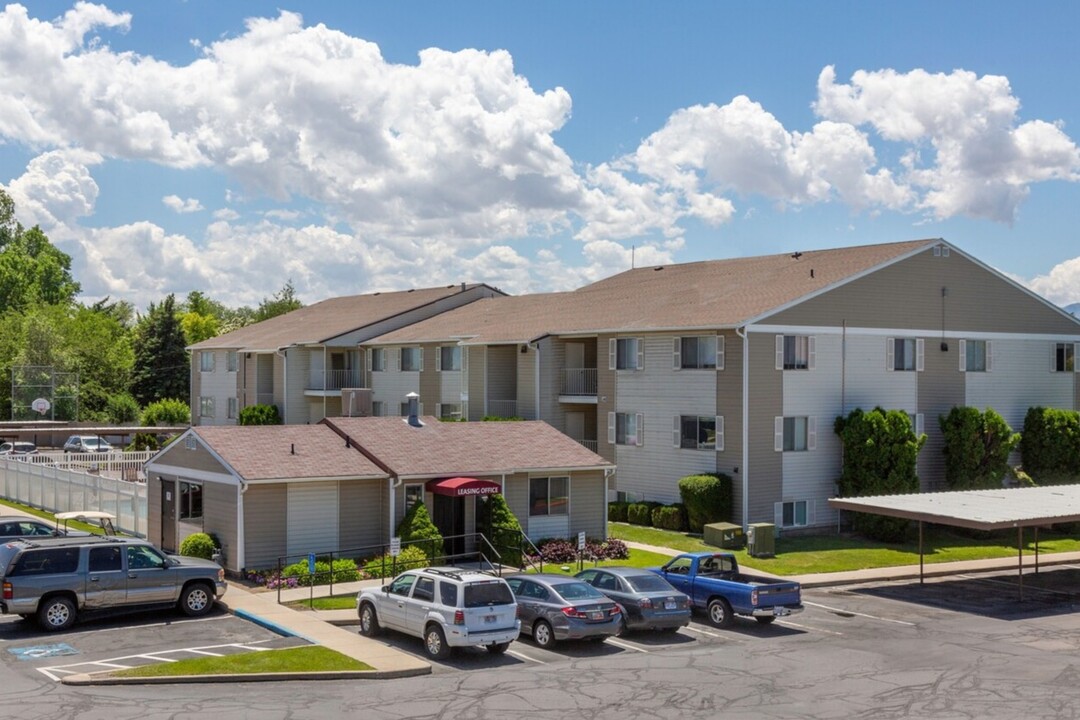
[1066,302,1080,316]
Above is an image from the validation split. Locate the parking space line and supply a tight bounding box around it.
[136,654,177,662]
[955,574,1079,598]
[89,662,131,669]
[776,620,843,636]
[682,625,728,640]
[507,649,545,664]
[185,649,224,656]
[605,637,648,653]
[62,614,232,638]
[36,639,277,682]
[803,601,916,626]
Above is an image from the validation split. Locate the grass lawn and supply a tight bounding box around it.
[110,646,372,677]
[527,548,674,576]
[609,522,1080,575]
[0,498,107,535]
[287,594,358,611]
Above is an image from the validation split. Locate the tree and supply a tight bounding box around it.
[141,398,190,425]
[180,311,219,345]
[238,404,282,425]
[131,295,189,406]
[253,280,302,323]
[395,501,444,561]
[0,212,81,312]
[940,407,1020,490]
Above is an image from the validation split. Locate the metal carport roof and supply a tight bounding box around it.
[829,485,1080,599]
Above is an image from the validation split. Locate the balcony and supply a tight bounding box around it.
[306,369,362,394]
[560,368,597,403]
[576,439,598,453]
[487,400,518,419]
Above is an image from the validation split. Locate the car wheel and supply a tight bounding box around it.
[424,624,452,660]
[755,616,776,625]
[486,642,510,655]
[179,583,214,617]
[615,612,628,637]
[707,598,734,629]
[359,603,381,637]
[659,626,680,634]
[533,619,556,649]
[38,596,77,631]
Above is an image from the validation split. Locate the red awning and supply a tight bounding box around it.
[426,477,502,497]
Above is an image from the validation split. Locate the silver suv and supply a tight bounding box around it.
[0,536,227,631]
[356,567,520,659]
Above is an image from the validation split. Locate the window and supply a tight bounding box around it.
[226,351,238,372]
[370,348,386,372]
[199,351,214,372]
[372,401,385,417]
[436,403,461,420]
[887,338,923,372]
[663,556,693,575]
[609,337,643,370]
[227,397,238,420]
[89,546,122,572]
[439,581,457,607]
[179,481,203,520]
[1053,343,1077,372]
[775,416,816,452]
[676,336,722,370]
[529,477,569,516]
[127,545,165,570]
[781,500,808,528]
[388,574,416,596]
[199,396,214,418]
[184,435,197,450]
[412,577,435,602]
[608,412,643,446]
[437,346,461,371]
[12,547,80,576]
[677,415,721,451]
[960,339,991,372]
[776,335,814,370]
[404,484,424,510]
[400,347,422,372]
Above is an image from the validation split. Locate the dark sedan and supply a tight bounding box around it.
[576,566,691,633]
[505,574,621,648]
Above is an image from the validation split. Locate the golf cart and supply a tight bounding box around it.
[55,511,117,537]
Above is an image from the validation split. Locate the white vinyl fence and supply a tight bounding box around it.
[0,452,152,537]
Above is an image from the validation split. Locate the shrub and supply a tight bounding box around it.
[396,501,444,561]
[141,398,190,425]
[627,502,660,526]
[940,407,1020,490]
[651,504,688,531]
[1021,407,1080,479]
[479,493,524,567]
[281,557,361,586]
[678,474,733,533]
[535,538,579,563]
[607,502,629,522]
[179,532,218,560]
[106,393,141,424]
[239,403,282,426]
[582,537,630,561]
[363,545,428,579]
[127,432,159,451]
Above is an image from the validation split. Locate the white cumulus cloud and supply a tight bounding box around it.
[162,195,203,213]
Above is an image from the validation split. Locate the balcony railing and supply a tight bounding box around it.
[307,369,361,391]
[487,400,518,419]
[576,439,598,452]
[562,368,597,396]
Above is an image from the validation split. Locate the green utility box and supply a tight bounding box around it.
[747,523,776,558]
[703,522,744,549]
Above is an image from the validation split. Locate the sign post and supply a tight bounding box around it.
[390,537,401,575]
[308,553,316,608]
[578,531,586,572]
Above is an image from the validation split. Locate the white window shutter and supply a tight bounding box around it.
[716,415,724,452]
[807,416,817,451]
[915,413,925,437]
[672,416,680,448]
[366,350,372,372]
[985,341,993,372]
[774,502,784,527]
[774,417,784,452]
[419,349,424,372]
[636,338,644,370]
[885,337,894,372]
[808,336,817,370]
[775,335,784,370]
[1052,343,1059,372]
[607,412,616,444]
[435,348,442,372]
[636,413,645,447]
[608,339,616,370]
[916,339,925,372]
[959,339,967,372]
[673,337,681,370]
[435,403,442,418]
[716,335,725,371]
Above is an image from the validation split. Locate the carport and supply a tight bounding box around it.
[829,485,1080,600]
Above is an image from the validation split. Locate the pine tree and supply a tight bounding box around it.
[395,501,444,561]
[130,294,189,406]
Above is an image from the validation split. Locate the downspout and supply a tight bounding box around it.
[736,325,749,530]
[237,477,248,572]
[388,473,402,541]
[530,340,541,420]
[275,345,291,422]
[322,346,328,422]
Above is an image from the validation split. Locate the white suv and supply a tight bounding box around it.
[357,567,520,659]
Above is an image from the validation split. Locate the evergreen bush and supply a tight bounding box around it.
[678,474,733,533]
[651,504,688,531]
[179,532,217,560]
[480,493,524,567]
[1021,407,1080,479]
[607,501,629,522]
[395,501,444,561]
[281,557,360,586]
[238,403,282,426]
[939,406,1020,490]
[627,502,660,526]
[141,398,190,425]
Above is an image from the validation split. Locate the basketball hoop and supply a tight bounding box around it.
[31,398,51,416]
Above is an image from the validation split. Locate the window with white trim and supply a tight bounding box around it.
[199,351,214,372]
[887,338,924,372]
[609,338,644,370]
[1053,342,1077,372]
[675,415,722,450]
[372,401,385,417]
[436,403,462,420]
[404,483,424,511]
[775,335,815,370]
[781,500,808,527]
[437,346,461,371]
[675,336,722,370]
[199,396,215,419]
[960,339,991,372]
[400,347,422,372]
[608,412,643,446]
[370,348,386,372]
[226,351,238,372]
[529,477,568,516]
[775,416,816,452]
[227,397,238,420]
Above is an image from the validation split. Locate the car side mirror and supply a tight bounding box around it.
[381,585,389,593]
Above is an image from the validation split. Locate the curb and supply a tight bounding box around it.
[231,607,317,643]
[60,666,431,686]
[794,553,1080,589]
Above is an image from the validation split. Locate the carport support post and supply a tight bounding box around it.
[918,521,924,585]
[1035,526,1040,575]
[1018,526,1024,602]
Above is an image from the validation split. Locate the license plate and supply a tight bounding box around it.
[484,614,497,623]
[774,608,790,617]
[664,601,677,610]
[589,611,604,620]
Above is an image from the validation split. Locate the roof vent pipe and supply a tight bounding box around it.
[406,391,422,427]
[291,443,295,455]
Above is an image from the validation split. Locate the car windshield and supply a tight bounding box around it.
[625,574,676,593]
[463,581,514,607]
[84,439,105,448]
[552,581,605,601]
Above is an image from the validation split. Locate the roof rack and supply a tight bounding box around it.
[423,567,469,580]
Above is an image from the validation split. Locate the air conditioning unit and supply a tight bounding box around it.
[747,523,776,558]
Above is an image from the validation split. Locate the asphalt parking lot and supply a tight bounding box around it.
[0,604,306,682]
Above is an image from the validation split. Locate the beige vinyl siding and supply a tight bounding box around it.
[486,345,518,417]
[273,353,286,418]
[371,345,421,415]
[716,330,742,479]
[243,484,288,569]
[746,332,783,526]
[287,481,340,556]
[438,352,464,408]
[419,344,440,412]
[535,336,562,429]
[203,482,239,573]
[569,470,607,539]
[190,358,202,426]
[467,346,486,421]
[257,354,275,412]
[596,335,617,466]
[918,338,966,490]
[339,479,386,551]
[155,437,233,475]
[842,334,919,415]
[241,352,256,409]
[517,342,539,421]
[147,477,163,551]
[504,472,530,530]
[768,247,1080,335]
[284,348,311,424]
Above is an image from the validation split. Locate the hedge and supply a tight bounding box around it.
[651,504,688,531]
[607,502,629,522]
[939,406,1020,490]
[363,545,429,578]
[628,502,661,526]
[678,474,733,533]
[1021,407,1080,479]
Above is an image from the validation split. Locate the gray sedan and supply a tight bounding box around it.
[505,574,621,648]
[575,566,691,634]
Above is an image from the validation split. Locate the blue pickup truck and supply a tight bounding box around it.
[650,551,803,628]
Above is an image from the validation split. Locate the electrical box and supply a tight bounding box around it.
[703,522,744,549]
[747,523,776,558]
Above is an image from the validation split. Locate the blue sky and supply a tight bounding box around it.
[1,1,1078,310]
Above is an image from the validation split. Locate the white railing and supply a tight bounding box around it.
[577,439,598,452]
[0,455,148,537]
[562,368,597,396]
[307,368,361,390]
[487,400,518,419]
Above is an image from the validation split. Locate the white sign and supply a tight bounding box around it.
[390,537,401,557]
[578,531,586,550]
[31,398,50,415]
